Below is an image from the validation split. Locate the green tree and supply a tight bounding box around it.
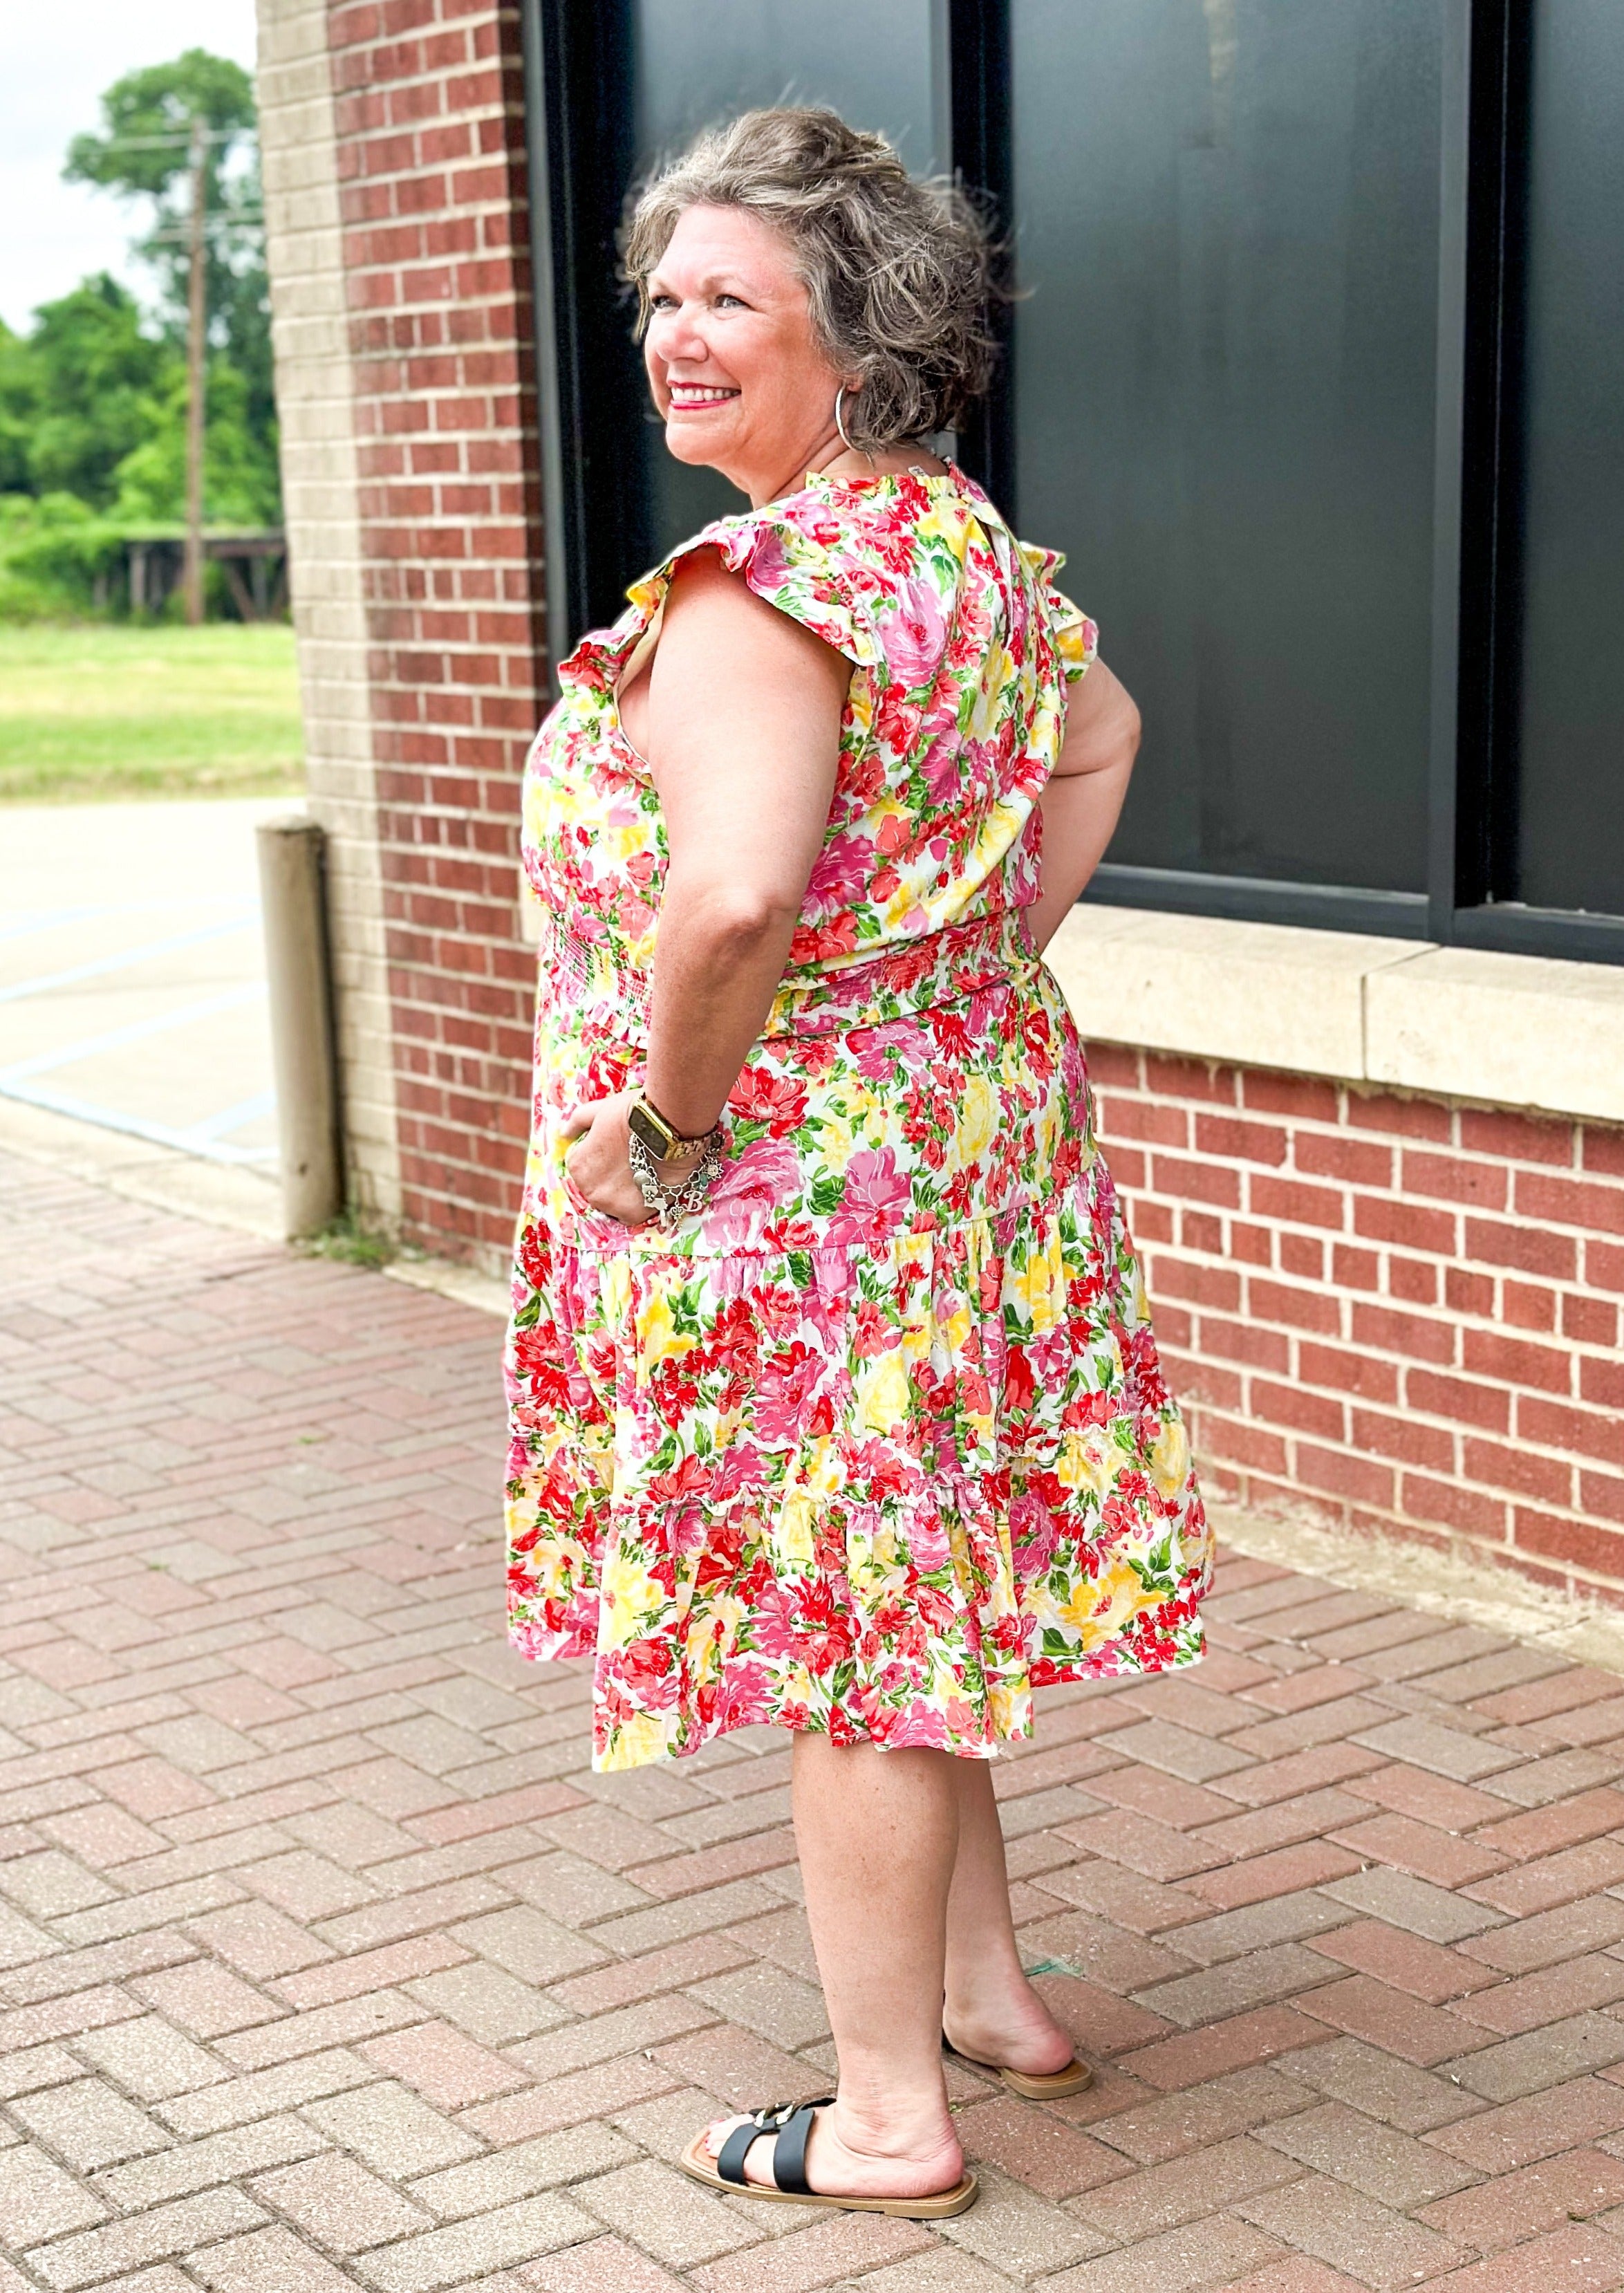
[15,277,178,508]
[0,322,35,494]
[112,362,280,528]
[64,50,277,519]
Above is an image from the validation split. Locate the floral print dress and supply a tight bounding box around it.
[506,463,1210,1771]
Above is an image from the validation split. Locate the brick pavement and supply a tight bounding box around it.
[10,1151,1624,2291]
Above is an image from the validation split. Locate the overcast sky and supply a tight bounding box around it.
[0,1,260,333]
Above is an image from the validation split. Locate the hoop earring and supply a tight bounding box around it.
[833,384,857,454]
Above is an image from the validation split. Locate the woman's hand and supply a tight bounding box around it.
[561,1091,655,1227]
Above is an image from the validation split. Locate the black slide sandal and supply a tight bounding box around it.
[680,2098,979,2217]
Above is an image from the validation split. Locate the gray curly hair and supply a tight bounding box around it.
[621,106,998,452]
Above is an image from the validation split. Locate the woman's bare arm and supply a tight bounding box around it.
[1023,660,1142,954]
[564,550,849,1222]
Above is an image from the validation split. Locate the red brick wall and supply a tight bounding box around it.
[1088,1046,1624,1600]
[330,0,542,1263]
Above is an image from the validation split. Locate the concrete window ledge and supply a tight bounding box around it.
[1045,902,1624,1127]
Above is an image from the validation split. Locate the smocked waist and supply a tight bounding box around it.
[539,909,1038,1041]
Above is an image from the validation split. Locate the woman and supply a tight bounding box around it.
[505,107,1209,2218]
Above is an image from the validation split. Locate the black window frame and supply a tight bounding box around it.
[520,0,1624,967]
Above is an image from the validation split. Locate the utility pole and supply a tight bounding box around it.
[183,115,207,627]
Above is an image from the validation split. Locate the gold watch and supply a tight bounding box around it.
[627,1094,710,1165]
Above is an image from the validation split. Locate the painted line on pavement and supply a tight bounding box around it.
[0,912,260,1005]
[0,1077,277,1166]
[0,982,267,1085]
[0,898,254,946]
[185,1088,277,1143]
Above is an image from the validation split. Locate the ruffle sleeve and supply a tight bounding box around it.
[1018,541,1099,686]
[626,499,886,672]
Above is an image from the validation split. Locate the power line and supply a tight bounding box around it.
[144,217,266,244]
[78,128,248,152]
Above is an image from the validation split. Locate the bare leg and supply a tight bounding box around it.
[703,1734,965,2197]
[942,1759,1076,2074]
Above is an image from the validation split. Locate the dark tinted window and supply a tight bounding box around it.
[1009,0,1441,893]
[1513,1,1624,918]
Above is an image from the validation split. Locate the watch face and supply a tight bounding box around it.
[628,1102,673,1157]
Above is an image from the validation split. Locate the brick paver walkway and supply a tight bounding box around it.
[8,1154,1624,2293]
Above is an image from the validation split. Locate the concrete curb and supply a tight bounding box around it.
[0,1094,284,1240]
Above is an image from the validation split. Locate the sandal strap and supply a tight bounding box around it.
[771,2099,828,2195]
[712,2097,834,2193]
[715,2115,770,2187]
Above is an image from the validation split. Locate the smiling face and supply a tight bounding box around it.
[642,203,853,504]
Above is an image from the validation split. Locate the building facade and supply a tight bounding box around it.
[258,0,1624,1597]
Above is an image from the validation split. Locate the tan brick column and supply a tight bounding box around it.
[257,0,404,1230]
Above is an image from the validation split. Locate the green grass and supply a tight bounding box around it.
[0,622,304,801]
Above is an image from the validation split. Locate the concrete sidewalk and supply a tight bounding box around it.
[8,1151,1624,2292]
[0,799,298,1191]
